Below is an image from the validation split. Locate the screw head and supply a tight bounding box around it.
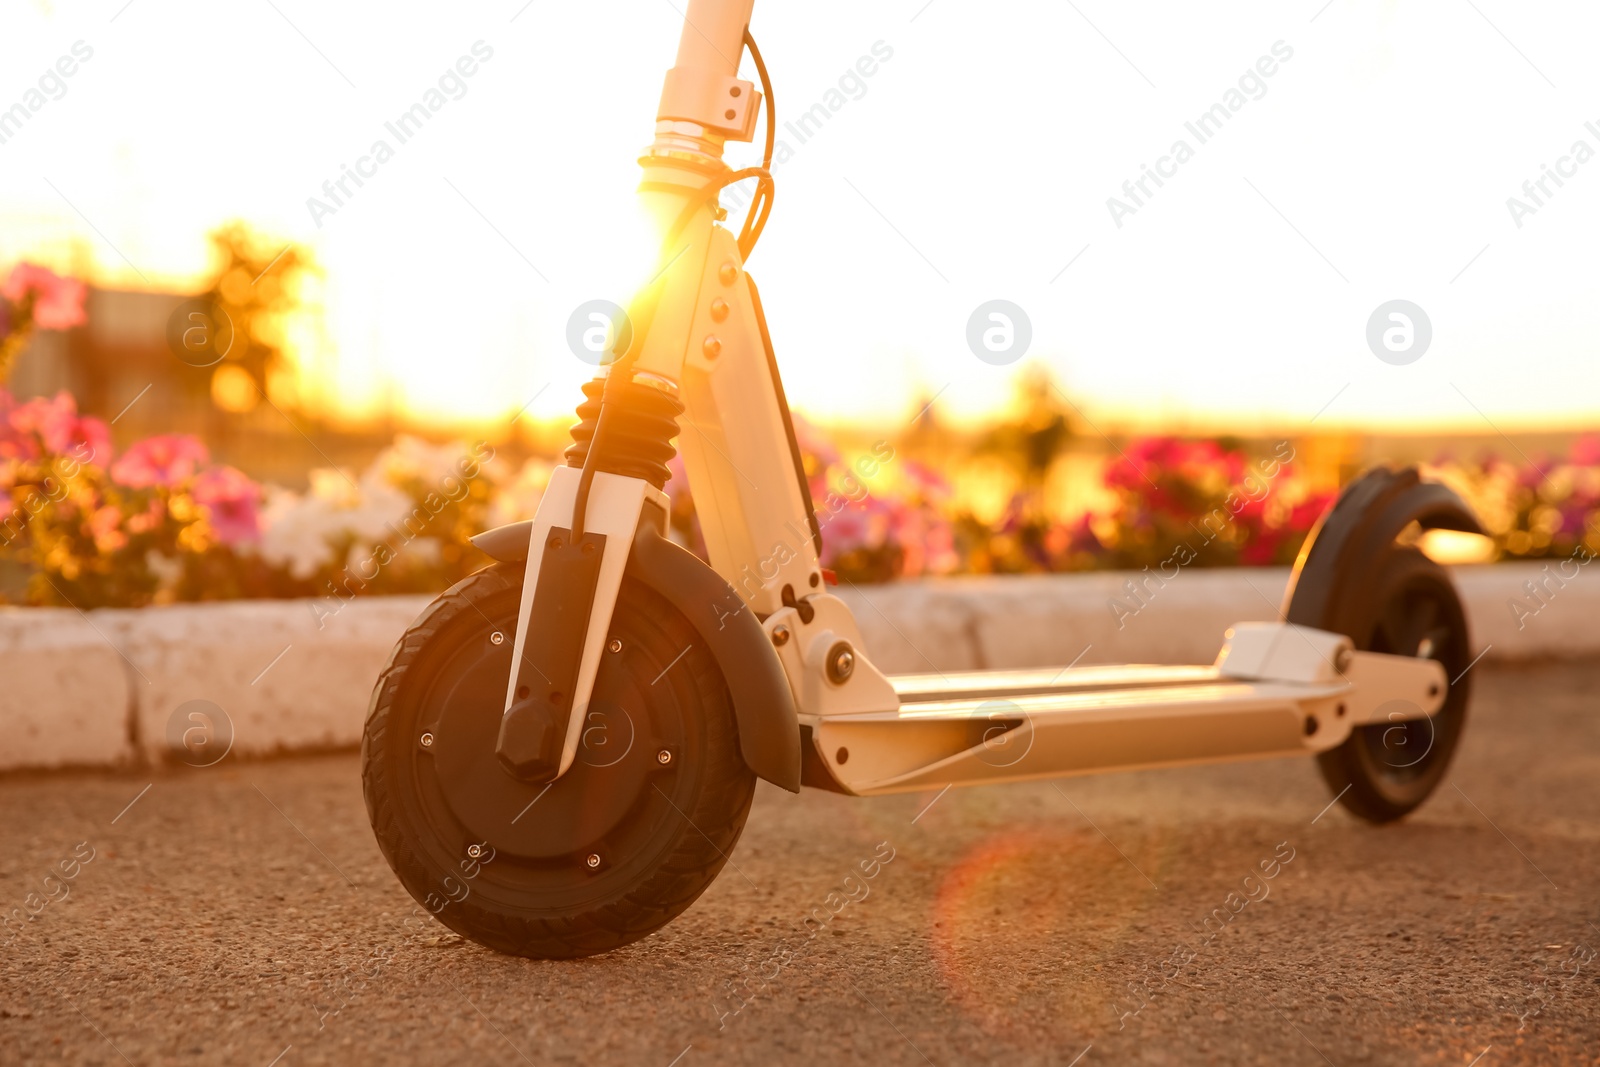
[467,843,483,859]
[608,638,623,654]
[657,749,672,765]
[702,335,722,359]
[772,626,790,647]
[826,642,856,684]
[490,631,504,645]
[718,261,738,286]
[709,297,729,322]
[586,853,602,869]
[420,732,435,748]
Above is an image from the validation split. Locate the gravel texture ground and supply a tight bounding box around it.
[1,662,1596,1066]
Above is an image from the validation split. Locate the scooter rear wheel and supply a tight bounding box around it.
[362,562,755,958]
[1305,546,1471,823]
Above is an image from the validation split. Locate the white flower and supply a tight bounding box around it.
[373,434,473,489]
[258,468,414,580]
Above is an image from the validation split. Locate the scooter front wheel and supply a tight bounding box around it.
[362,563,755,958]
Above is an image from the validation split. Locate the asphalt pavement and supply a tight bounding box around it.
[2,662,1597,1066]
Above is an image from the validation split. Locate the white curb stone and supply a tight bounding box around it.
[98,595,433,764]
[0,562,1592,772]
[0,607,134,771]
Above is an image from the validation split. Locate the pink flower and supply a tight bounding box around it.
[1240,529,1287,566]
[1570,434,1600,468]
[110,434,209,489]
[819,495,897,566]
[7,391,111,463]
[1557,501,1594,537]
[3,263,87,331]
[1285,492,1335,536]
[193,465,262,544]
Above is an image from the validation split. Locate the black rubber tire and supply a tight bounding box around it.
[1309,547,1471,823]
[362,562,755,958]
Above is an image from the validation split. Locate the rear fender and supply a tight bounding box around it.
[1282,465,1483,636]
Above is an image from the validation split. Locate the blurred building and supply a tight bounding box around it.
[7,286,400,486]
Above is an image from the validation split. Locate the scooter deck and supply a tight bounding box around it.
[890,663,1220,704]
[803,625,1447,797]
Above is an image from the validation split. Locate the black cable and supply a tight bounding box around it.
[738,27,777,259]
[745,28,775,171]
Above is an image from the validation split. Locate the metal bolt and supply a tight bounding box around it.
[771,626,790,647]
[718,261,738,286]
[586,853,602,869]
[608,637,623,654]
[420,732,434,748]
[702,335,722,359]
[709,297,729,322]
[827,642,856,684]
[657,749,672,765]
[467,843,483,859]
[490,631,504,645]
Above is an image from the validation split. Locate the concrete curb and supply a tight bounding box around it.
[4,562,1592,772]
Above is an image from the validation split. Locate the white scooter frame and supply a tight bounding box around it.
[495,0,1456,801]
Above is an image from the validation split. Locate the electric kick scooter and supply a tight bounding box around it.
[363,0,1485,958]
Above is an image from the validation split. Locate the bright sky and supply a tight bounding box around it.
[1,0,1597,434]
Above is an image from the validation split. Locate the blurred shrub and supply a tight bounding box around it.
[2,386,1595,607]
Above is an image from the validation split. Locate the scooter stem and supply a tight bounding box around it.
[646,0,760,174]
[667,0,751,79]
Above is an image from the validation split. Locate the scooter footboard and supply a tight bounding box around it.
[804,622,1446,796]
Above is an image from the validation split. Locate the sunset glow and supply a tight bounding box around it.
[3,2,1599,435]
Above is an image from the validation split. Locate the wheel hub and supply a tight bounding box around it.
[422,634,676,862]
